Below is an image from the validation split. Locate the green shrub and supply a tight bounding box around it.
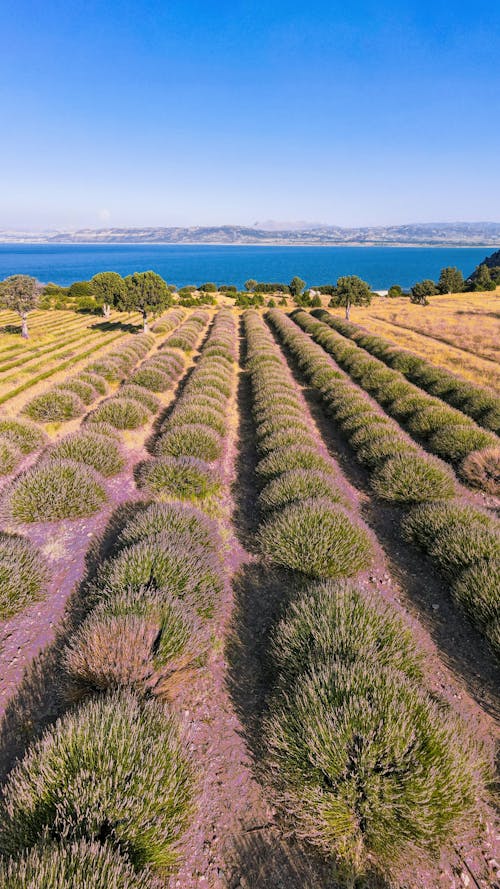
[99,534,221,613]
[49,432,125,477]
[460,447,500,496]
[156,424,222,461]
[0,840,153,888]
[258,429,317,455]
[390,394,429,420]
[64,587,204,700]
[429,425,498,462]
[428,524,500,580]
[56,379,96,405]
[256,446,333,481]
[0,532,48,619]
[186,375,231,397]
[263,662,485,879]
[452,561,500,646]
[349,421,394,449]
[119,501,218,551]
[169,405,226,437]
[86,358,125,382]
[256,416,311,441]
[356,435,418,469]
[81,420,122,440]
[0,437,22,475]
[136,456,221,502]
[90,398,150,430]
[371,454,456,503]
[259,499,373,578]
[120,384,161,414]
[401,501,496,552]
[481,406,500,434]
[272,580,423,684]
[24,389,84,422]
[130,366,171,392]
[0,418,47,454]
[80,371,107,395]
[5,459,107,522]
[0,691,193,870]
[258,469,344,512]
[407,405,467,437]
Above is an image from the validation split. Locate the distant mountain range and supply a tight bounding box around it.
[1,222,500,247]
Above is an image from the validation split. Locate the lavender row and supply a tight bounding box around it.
[299,310,499,494]
[242,309,488,884]
[268,308,500,658]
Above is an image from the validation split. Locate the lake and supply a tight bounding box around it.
[0,244,491,290]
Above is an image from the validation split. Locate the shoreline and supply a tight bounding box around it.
[0,241,498,248]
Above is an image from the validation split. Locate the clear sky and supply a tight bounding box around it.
[1,0,499,230]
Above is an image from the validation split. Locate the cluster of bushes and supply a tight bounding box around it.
[295,311,499,492]
[261,578,488,883]
[138,310,236,503]
[165,312,210,352]
[0,417,48,477]
[22,333,154,424]
[268,310,500,656]
[243,310,374,579]
[242,312,489,882]
[313,310,500,432]
[1,336,185,523]
[0,499,211,880]
[87,344,184,432]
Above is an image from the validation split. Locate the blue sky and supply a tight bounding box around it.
[0,0,499,229]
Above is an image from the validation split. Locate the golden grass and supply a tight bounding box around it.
[339,292,500,391]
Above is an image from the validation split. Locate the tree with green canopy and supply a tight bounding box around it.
[437,267,464,294]
[410,279,438,305]
[123,271,171,331]
[388,284,403,298]
[244,279,258,292]
[0,275,41,338]
[90,271,128,317]
[330,275,372,319]
[289,276,306,299]
[472,263,496,292]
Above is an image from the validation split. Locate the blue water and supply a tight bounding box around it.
[0,244,491,290]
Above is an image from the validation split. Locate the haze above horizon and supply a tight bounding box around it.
[1,0,499,231]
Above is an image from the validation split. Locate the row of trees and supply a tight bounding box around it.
[389,263,499,306]
[0,271,173,338]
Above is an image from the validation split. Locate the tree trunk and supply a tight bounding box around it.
[142,310,149,333]
[345,301,350,320]
[21,313,29,339]
[102,303,111,318]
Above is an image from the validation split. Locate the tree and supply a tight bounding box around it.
[330,275,372,319]
[289,276,306,299]
[437,267,464,295]
[0,275,41,338]
[244,279,258,292]
[311,293,322,307]
[199,282,217,293]
[123,271,171,331]
[388,284,403,298]
[91,272,127,317]
[410,279,438,305]
[472,264,496,292]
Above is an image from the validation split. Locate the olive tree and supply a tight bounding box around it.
[90,271,127,317]
[330,275,372,319]
[437,267,464,295]
[0,275,41,338]
[289,276,306,300]
[410,279,438,305]
[123,271,171,331]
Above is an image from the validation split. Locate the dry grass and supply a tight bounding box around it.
[344,292,500,390]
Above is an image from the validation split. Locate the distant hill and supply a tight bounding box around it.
[1,222,500,247]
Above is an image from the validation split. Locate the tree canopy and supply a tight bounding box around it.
[0,274,41,338]
[330,275,372,319]
[289,276,306,299]
[410,279,438,305]
[471,263,496,292]
[388,284,403,298]
[123,271,171,330]
[91,272,128,316]
[437,267,464,295]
